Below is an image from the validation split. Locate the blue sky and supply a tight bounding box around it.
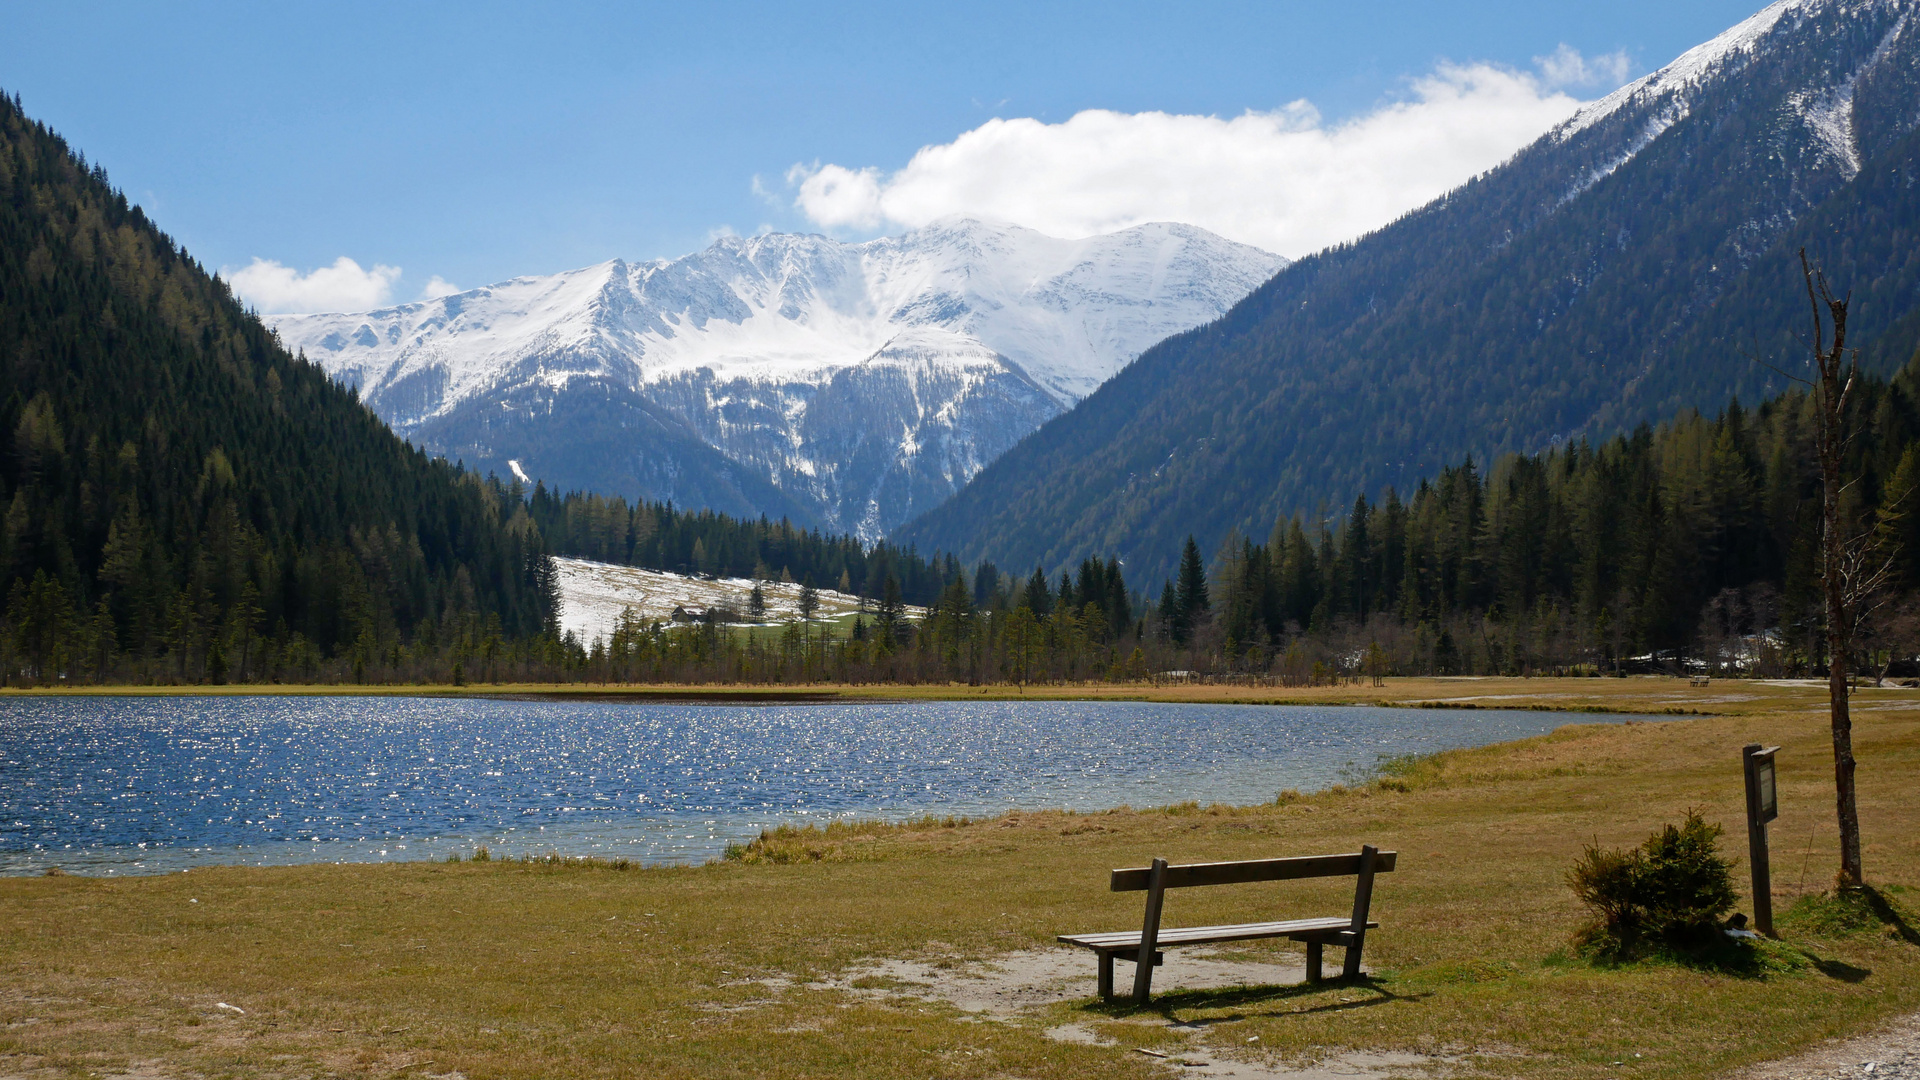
[3,1,1764,310]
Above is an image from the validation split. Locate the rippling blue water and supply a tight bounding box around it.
[0,695,1605,875]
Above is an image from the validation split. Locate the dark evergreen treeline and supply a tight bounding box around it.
[1201,359,1920,678]
[526,486,956,606]
[0,92,560,685]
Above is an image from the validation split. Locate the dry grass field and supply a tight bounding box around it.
[1,677,1916,1079]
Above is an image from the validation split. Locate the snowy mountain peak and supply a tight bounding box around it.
[1557,1,1795,140]
[270,219,1284,538]
[1558,0,1911,149]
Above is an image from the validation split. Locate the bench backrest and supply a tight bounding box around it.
[1112,846,1394,1001]
[1109,850,1398,892]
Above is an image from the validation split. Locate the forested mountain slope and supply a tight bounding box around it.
[0,93,555,683]
[898,0,1920,586]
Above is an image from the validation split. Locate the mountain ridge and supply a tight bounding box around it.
[895,0,1920,587]
[269,218,1284,538]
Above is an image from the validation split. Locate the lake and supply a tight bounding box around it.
[0,695,1604,875]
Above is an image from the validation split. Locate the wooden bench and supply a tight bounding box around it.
[1057,845,1395,1003]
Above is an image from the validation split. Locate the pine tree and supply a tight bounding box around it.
[798,575,819,622]
[1022,568,1052,616]
[973,561,1000,608]
[1176,535,1210,638]
[878,574,906,646]
[1105,558,1132,640]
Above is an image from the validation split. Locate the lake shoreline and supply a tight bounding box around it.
[0,673,1878,715]
[1,677,1913,1080]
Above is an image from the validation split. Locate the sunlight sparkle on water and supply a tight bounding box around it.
[0,696,1605,875]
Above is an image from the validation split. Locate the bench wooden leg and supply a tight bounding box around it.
[1305,941,1322,984]
[1342,931,1366,979]
[1133,858,1169,1005]
[1095,949,1165,1000]
[1342,845,1378,980]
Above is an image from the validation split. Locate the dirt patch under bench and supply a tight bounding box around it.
[810,947,1469,1078]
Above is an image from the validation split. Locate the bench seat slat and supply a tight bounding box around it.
[1111,850,1397,892]
[1058,916,1376,950]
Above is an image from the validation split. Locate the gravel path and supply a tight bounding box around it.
[1729,1012,1920,1079]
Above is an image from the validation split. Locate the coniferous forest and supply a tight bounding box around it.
[1202,364,1920,682]
[7,87,1920,688]
[0,93,562,685]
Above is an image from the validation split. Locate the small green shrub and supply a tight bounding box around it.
[1637,813,1739,933]
[471,845,491,863]
[1567,843,1641,934]
[1567,809,1738,956]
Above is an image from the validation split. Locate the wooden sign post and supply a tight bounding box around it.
[1742,743,1781,937]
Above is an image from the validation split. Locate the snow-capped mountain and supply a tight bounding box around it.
[269,219,1284,536]
[899,0,1920,584]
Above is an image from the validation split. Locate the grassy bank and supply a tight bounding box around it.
[1,678,1916,1079]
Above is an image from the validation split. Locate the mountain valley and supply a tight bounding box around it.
[270,220,1283,538]
[899,0,1920,585]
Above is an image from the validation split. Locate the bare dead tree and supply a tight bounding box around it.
[1801,250,1873,889]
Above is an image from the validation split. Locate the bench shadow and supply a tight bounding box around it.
[1087,976,1425,1021]
[1805,953,1872,983]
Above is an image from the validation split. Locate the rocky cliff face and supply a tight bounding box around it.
[269,218,1284,535]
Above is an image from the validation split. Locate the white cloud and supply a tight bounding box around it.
[418,275,462,301]
[787,162,885,231]
[224,256,401,314]
[1535,44,1632,90]
[787,53,1630,257]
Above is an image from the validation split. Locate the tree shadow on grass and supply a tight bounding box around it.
[1862,887,1920,946]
